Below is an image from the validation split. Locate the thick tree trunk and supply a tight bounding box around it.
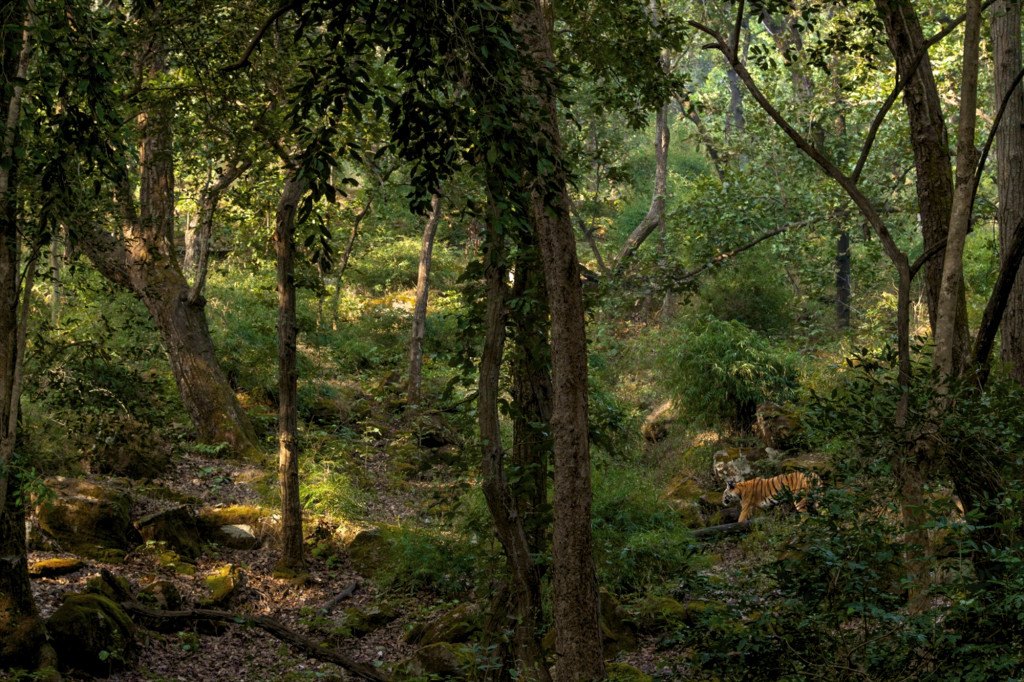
[992,0,1024,381]
[875,0,971,368]
[77,7,258,455]
[519,2,603,678]
[407,195,442,406]
[274,174,308,577]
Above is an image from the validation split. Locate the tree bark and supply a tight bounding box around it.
[274,174,308,577]
[992,0,1024,381]
[407,195,442,406]
[875,0,971,369]
[519,2,603,678]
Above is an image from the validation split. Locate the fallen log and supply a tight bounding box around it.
[120,601,389,682]
[692,520,753,539]
[319,580,360,615]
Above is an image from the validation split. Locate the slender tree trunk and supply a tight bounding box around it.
[49,234,62,328]
[836,231,851,328]
[187,159,251,305]
[992,0,1024,381]
[875,0,971,369]
[519,2,603,678]
[477,205,552,682]
[0,4,46,666]
[676,94,725,180]
[407,195,442,406]
[274,174,308,577]
[613,103,670,270]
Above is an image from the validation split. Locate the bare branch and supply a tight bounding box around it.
[222,3,295,72]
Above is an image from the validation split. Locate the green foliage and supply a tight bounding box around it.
[697,254,795,335]
[369,526,488,599]
[658,316,798,432]
[591,460,701,594]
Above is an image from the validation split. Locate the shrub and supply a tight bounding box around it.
[658,317,797,432]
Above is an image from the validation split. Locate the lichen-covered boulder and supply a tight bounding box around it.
[197,506,270,549]
[134,505,203,559]
[662,475,707,528]
[712,447,777,484]
[754,402,799,448]
[34,478,135,561]
[404,602,481,646]
[47,593,136,676]
[28,558,86,578]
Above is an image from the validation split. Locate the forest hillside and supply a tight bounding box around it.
[2,0,1024,680]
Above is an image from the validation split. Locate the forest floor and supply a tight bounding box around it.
[20,442,680,681]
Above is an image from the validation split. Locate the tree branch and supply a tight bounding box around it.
[221,3,295,72]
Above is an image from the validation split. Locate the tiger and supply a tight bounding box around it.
[722,471,822,522]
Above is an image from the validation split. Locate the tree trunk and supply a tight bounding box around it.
[992,0,1024,381]
[407,195,442,406]
[613,103,670,270]
[0,4,46,667]
[875,0,971,369]
[519,2,603,678]
[274,174,308,577]
[836,231,851,328]
[187,158,252,305]
[76,7,258,455]
[477,208,552,682]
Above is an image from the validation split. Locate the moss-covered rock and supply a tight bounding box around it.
[754,402,800,449]
[631,595,692,632]
[203,564,244,607]
[47,593,136,676]
[85,573,132,603]
[599,589,638,658]
[606,662,653,682]
[342,604,398,637]
[28,558,86,578]
[140,541,196,576]
[404,602,481,646]
[134,505,203,559]
[346,528,394,578]
[712,447,776,484]
[398,642,473,678]
[34,478,135,561]
[138,579,182,611]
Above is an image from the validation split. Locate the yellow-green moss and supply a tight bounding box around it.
[28,558,86,578]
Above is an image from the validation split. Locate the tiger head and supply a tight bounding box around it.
[722,480,741,506]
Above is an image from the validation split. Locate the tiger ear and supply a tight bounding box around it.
[727,481,736,490]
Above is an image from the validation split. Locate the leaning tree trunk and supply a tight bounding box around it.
[613,102,670,271]
[407,195,442,406]
[875,0,971,369]
[519,2,603,678]
[992,0,1024,381]
[273,174,309,578]
[78,10,257,455]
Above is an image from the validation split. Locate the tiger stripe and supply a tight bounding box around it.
[722,471,822,522]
